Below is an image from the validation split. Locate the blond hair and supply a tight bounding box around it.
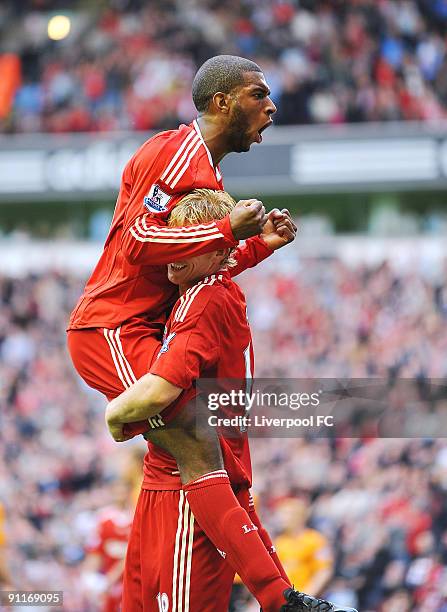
[169,189,237,267]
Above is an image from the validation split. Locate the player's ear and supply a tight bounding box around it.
[212,91,231,115]
[216,248,230,264]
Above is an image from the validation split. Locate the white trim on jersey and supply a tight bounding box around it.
[130,124,226,245]
[171,491,184,612]
[174,275,217,323]
[170,139,203,188]
[140,216,218,234]
[248,492,255,510]
[164,135,201,187]
[184,510,195,612]
[193,120,222,182]
[129,230,224,244]
[160,124,217,189]
[188,470,228,486]
[177,498,189,611]
[161,131,196,182]
[172,491,195,612]
[136,216,221,238]
[113,327,138,384]
[130,215,224,244]
[103,327,137,389]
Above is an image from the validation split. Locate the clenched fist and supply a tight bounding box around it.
[230,199,268,240]
[260,208,297,251]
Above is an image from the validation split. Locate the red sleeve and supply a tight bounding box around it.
[122,214,237,266]
[120,133,237,266]
[230,235,274,277]
[150,287,222,388]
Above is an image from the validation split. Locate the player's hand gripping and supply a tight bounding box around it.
[260,208,297,250]
[230,199,268,240]
[107,420,134,442]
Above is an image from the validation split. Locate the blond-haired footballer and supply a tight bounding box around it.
[106,190,356,612]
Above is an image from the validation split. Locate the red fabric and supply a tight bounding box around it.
[67,120,228,332]
[67,318,162,400]
[122,488,236,612]
[184,472,289,612]
[229,235,273,277]
[143,271,254,491]
[250,506,291,585]
[67,273,256,492]
[67,121,272,331]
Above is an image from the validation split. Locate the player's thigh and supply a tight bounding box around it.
[67,320,162,400]
[138,490,234,612]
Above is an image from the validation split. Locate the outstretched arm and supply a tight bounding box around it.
[121,199,268,266]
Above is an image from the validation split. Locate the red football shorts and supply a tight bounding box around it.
[122,487,252,612]
[67,318,164,401]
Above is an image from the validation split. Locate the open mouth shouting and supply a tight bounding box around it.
[255,119,273,143]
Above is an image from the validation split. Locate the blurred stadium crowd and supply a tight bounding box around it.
[1,254,447,610]
[1,0,447,133]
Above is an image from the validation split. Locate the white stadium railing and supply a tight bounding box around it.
[1,122,447,200]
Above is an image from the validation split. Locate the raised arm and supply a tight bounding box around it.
[121,199,268,266]
[117,138,272,267]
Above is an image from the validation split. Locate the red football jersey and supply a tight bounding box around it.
[142,270,254,490]
[68,120,272,330]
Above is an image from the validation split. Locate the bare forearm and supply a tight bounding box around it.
[106,375,164,425]
[106,374,182,425]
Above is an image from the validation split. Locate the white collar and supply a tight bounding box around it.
[192,119,222,182]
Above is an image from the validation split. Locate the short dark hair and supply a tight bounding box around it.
[192,55,262,113]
